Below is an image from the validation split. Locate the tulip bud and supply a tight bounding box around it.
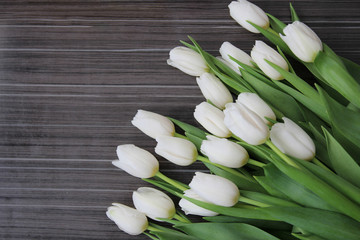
[196,73,233,109]
[155,136,198,166]
[113,144,159,178]
[251,40,289,80]
[228,0,269,33]
[219,42,253,70]
[194,102,231,138]
[167,46,209,76]
[189,172,240,207]
[132,187,176,221]
[224,103,269,145]
[131,110,175,139]
[201,135,249,168]
[280,21,323,63]
[179,189,219,217]
[106,203,148,235]
[236,92,276,124]
[270,117,316,160]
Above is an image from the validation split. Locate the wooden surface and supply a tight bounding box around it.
[1,0,359,239]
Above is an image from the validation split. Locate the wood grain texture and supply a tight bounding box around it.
[1,0,359,239]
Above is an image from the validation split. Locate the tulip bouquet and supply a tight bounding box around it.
[106,1,360,239]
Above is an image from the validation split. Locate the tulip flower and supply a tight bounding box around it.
[280,21,323,63]
[179,189,219,217]
[236,92,276,124]
[224,103,269,145]
[132,187,176,221]
[251,40,289,80]
[228,0,269,33]
[113,144,159,178]
[196,72,233,109]
[216,56,241,74]
[189,172,240,207]
[167,46,209,76]
[194,102,231,138]
[131,110,175,139]
[155,136,198,166]
[270,117,316,160]
[219,41,253,70]
[201,135,249,168]
[106,203,148,235]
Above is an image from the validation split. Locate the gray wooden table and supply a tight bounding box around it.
[1,0,359,239]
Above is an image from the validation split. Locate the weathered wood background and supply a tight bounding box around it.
[1,0,359,239]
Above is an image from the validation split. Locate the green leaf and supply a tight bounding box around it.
[204,216,291,231]
[169,118,207,139]
[292,233,326,240]
[270,155,360,221]
[262,206,360,240]
[185,132,203,151]
[202,162,265,193]
[341,56,360,84]
[241,190,298,207]
[263,164,334,211]
[323,128,360,188]
[254,176,289,199]
[153,231,200,240]
[266,60,321,103]
[290,3,300,22]
[211,55,255,92]
[307,123,331,167]
[293,156,360,206]
[273,80,329,123]
[267,14,286,34]
[241,70,304,122]
[317,85,360,159]
[314,50,360,108]
[176,222,280,240]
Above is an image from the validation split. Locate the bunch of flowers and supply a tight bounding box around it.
[106,1,360,239]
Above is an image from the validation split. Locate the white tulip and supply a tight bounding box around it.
[132,187,176,221]
[270,117,316,160]
[224,103,269,145]
[196,73,233,109]
[194,102,231,138]
[106,203,148,235]
[236,92,276,124]
[251,40,289,80]
[216,56,241,74]
[228,0,269,33]
[131,110,175,139]
[167,46,209,76]
[155,136,198,166]
[189,172,240,207]
[201,135,249,168]
[113,144,159,178]
[280,21,323,63]
[219,42,253,70]
[179,189,219,217]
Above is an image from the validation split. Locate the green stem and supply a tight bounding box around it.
[174,132,188,140]
[197,155,254,182]
[173,214,191,223]
[248,159,266,167]
[231,134,243,142]
[265,140,299,168]
[239,196,270,208]
[155,172,188,192]
[312,157,333,172]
